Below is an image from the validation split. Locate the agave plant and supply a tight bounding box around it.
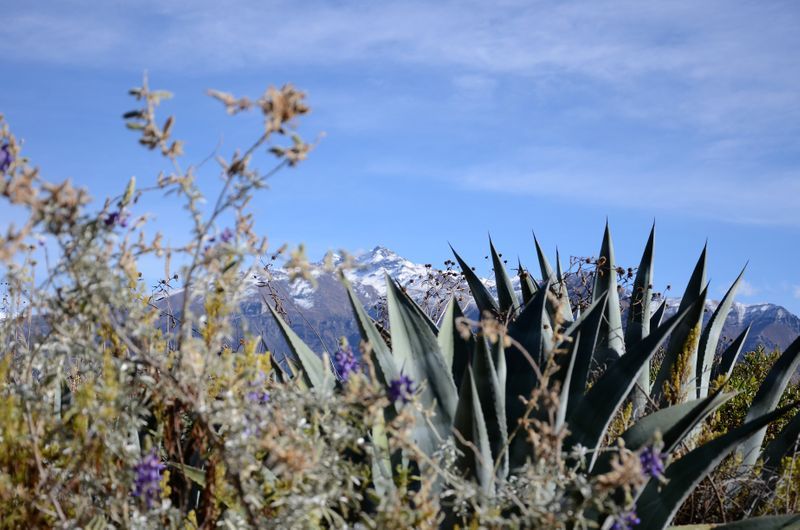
[269,223,800,529]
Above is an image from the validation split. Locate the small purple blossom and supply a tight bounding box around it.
[610,511,640,530]
[334,346,359,381]
[0,144,12,173]
[246,371,270,404]
[104,210,130,228]
[133,449,166,509]
[388,374,415,404]
[640,445,666,479]
[220,227,234,243]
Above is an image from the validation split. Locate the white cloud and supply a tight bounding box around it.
[4,1,800,225]
[2,0,799,137]
[737,279,759,297]
[794,286,800,300]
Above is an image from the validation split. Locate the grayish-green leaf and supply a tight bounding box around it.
[636,403,797,530]
[490,237,520,314]
[651,299,667,330]
[518,258,538,305]
[593,390,735,476]
[696,265,746,399]
[626,224,655,415]
[342,276,398,388]
[437,296,474,391]
[505,280,552,469]
[451,245,499,316]
[651,283,709,406]
[565,293,608,418]
[267,304,334,391]
[711,325,751,383]
[386,276,458,455]
[472,335,509,478]
[738,335,800,467]
[565,302,695,469]
[761,407,800,470]
[592,222,625,357]
[453,366,494,492]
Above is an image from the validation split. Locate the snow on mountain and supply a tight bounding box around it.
[158,245,800,358]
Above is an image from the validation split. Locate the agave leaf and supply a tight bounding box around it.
[593,390,735,476]
[342,276,399,388]
[451,245,499,316]
[505,281,552,469]
[533,233,573,324]
[761,407,800,471]
[592,222,625,358]
[626,224,656,415]
[737,335,800,467]
[267,304,334,391]
[453,366,494,492]
[565,293,608,418]
[710,325,751,383]
[555,331,580,431]
[651,283,709,407]
[636,403,798,530]
[437,296,474,391]
[472,335,509,478]
[651,299,667,330]
[555,248,574,322]
[565,302,695,469]
[625,223,656,347]
[709,514,800,529]
[655,244,707,404]
[696,265,746,398]
[518,258,538,305]
[533,233,556,283]
[386,275,458,454]
[490,237,520,314]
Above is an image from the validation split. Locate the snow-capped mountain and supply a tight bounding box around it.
[159,246,800,359]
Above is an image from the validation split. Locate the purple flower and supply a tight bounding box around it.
[246,371,270,404]
[0,144,12,173]
[334,346,359,381]
[388,374,415,404]
[133,449,166,509]
[220,227,234,243]
[104,210,130,228]
[610,511,640,530]
[640,445,666,479]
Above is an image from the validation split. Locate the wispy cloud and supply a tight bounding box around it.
[3,1,800,225]
[737,279,759,297]
[794,286,800,300]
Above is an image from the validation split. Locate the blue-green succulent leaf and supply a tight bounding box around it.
[267,303,334,391]
[711,325,751,384]
[472,335,509,478]
[437,296,474,391]
[565,301,695,468]
[636,402,798,530]
[737,335,800,467]
[490,237,520,314]
[342,276,399,388]
[386,275,458,455]
[451,245,499,316]
[696,265,746,398]
[453,366,494,493]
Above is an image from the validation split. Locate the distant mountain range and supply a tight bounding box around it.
[156,246,800,362]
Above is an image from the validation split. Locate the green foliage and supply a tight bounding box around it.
[0,79,798,529]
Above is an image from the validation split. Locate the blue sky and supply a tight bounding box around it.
[1,0,799,313]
